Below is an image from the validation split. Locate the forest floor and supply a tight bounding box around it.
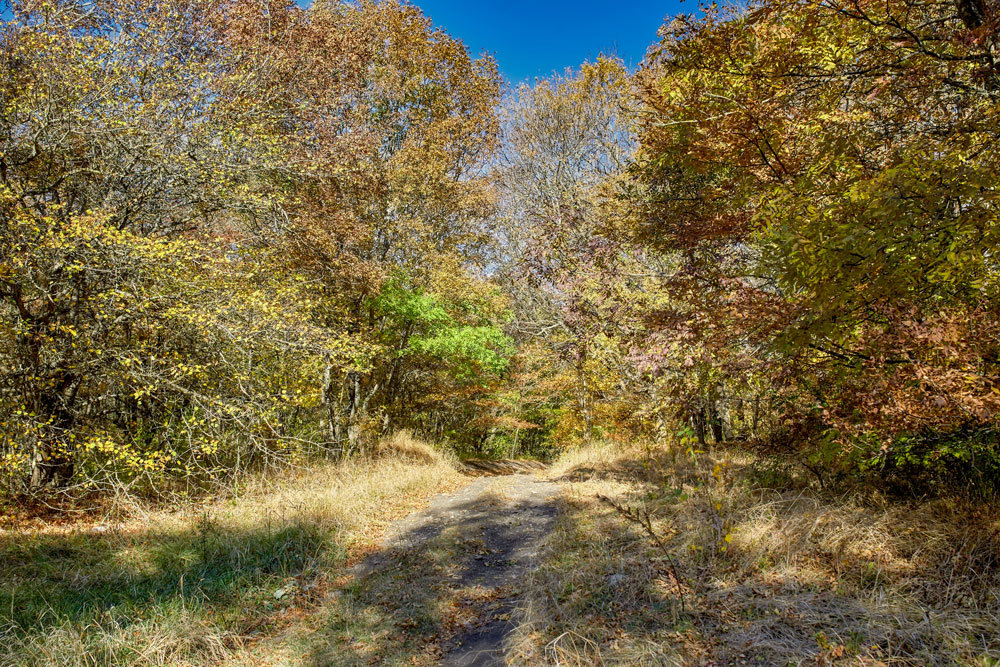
[4,441,999,666]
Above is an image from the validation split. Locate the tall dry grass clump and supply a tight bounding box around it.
[372,430,451,466]
[508,440,1000,665]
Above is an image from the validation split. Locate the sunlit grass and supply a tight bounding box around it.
[509,441,1000,665]
[0,448,462,666]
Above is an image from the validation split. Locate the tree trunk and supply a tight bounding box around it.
[752,394,760,434]
[346,371,361,455]
[709,404,724,444]
[693,407,707,447]
[321,361,336,444]
[345,371,379,455]
[29,380,79,488]
[577,346,592,442]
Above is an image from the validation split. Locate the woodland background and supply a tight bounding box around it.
[2,0,999,499]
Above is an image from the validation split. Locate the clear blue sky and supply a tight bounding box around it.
[409,1,682,83]
[287,1,684,84]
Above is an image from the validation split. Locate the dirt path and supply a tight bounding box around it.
[343,472,559,666]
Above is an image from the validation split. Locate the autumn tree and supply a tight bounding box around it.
[630,0,1000,483]
[492,60,662,446]
[285,0,508,452]
[0,0,322,490]
[0,0,512,493]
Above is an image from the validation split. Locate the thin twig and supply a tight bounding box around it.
[597,494,688,614]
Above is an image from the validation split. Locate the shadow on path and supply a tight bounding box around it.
[308,474,559,666]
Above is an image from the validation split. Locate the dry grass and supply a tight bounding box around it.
[373,429,452,466]
[509,441,1000,665]
[0,437,463,666]
[288,521,501,667]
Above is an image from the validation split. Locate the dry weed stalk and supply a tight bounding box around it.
[597,493,688,614]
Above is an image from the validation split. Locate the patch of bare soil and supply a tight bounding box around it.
[459,460,548,477]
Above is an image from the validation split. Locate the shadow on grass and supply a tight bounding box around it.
[0,512,339,662]
[689,494,1000,664]
[543,449,1000,665]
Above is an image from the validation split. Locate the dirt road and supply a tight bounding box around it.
[311,472,559,666]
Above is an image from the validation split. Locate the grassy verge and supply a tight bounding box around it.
[510,442,1000,665]
[0,435,462,666]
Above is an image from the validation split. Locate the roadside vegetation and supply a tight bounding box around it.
[3,0,1000,664]
[4,0,998,505]
[511,441,1000,665]
[0,434,460,666]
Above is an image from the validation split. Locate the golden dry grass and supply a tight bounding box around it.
[0,438,463,666]
[508,441,1000,665]
[372,429,452,466]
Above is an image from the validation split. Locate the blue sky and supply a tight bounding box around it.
[279,1,679,84]
[409,1,682,83]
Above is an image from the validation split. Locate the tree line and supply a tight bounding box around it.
[2,0,998,497]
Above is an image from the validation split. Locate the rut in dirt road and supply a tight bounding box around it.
[330,472,559,666]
